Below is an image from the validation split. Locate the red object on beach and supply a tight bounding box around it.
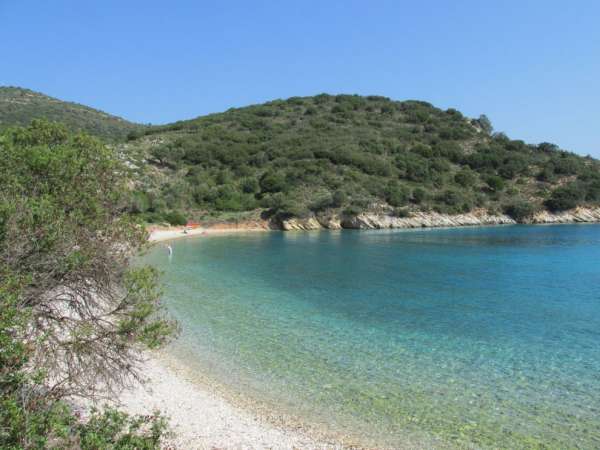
[186,221,201,229]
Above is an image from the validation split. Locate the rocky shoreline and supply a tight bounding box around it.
[147,207,600,241]
[280,207,600,231]
[526,207,600,224]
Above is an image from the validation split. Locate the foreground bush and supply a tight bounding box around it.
[0,121,176,448]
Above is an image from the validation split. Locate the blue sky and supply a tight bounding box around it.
[2,1,599,156]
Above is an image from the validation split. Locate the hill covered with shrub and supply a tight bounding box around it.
[123,94,600,225]
[0,86,142,141]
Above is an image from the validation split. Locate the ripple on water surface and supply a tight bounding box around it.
[143,225,600,448]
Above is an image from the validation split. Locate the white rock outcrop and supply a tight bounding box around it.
[527,207,600,224]
[281,217,323,231]
[340,210,516,229]
[280,207,600,231]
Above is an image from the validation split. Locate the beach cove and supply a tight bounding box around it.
[107,226,344,449]
[107,224,600,449]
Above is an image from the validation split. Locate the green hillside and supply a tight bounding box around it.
[0,86,142,141]
[124,94,600,224]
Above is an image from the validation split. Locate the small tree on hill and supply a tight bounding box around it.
[475,114,493,134]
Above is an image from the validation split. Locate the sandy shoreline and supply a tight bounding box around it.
[147,224,271,243]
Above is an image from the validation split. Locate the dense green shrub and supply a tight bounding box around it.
[391,207,410,218]
[485,175,505,192]
[130,191,151,213]
[586,180,600,201]
[439,189,464,207]
[309,194,334,212]
[240,177,260,193]
[551,154,583,175]
[498,157,527,179]
[431,158,451,174]
[545,183,586,211]
[412,187,428,204]
[342,205,362,216]
[473,114,493,134]
[402,156,430,182]
[454,169,477,187]
[332,190,347,207]
[434,189,472,214]
[503,200,537,222]
[385,183,411,207]
[537,166,556,182]
[259,171,287,193]
[163,210,188,225]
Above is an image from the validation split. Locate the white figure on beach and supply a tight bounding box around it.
[167,245,173,256]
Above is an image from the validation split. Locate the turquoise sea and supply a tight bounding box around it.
[144,225,600,449]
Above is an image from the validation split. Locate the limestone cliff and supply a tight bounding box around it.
[526,207,600,224]
[280,217,322,231]
[340,210,515,229]
[279,207,600,231]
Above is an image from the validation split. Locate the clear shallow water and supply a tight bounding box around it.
[144,225,600,448]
